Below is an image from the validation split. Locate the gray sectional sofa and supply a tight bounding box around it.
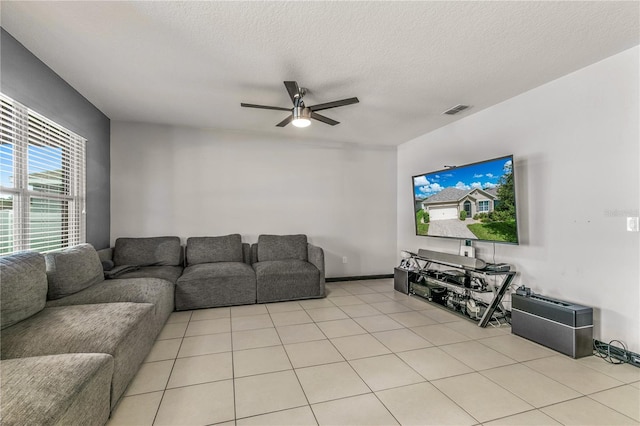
[2,353,114,426]
[176,234,256,310]
[99,236,184,284]
[175,233,325,310]
[0,233,324,425]
[0,244,174,426]
[252,234,325,303]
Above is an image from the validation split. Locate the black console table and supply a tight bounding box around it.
[396,250,515,327]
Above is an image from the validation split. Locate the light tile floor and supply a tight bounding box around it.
[108,279,640,426]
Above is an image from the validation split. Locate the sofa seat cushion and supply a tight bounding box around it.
[0,354,113,426]
[187,235,243,265]
[45,278,174,337]
[114,236,182,266]
[0,303,156,408]
[113,265,183,284]
[257,234,308,262]
[45,243,105,300]
[253,260,321,303]
[0,251,47,330]
[176,263,256,310]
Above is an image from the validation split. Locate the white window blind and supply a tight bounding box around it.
[0,93,86,255]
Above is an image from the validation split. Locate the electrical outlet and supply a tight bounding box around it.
[342,256,348,264]
[627,217,639,232]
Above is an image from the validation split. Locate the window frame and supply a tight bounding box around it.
[0,93,86,255]
[477,200,490,213]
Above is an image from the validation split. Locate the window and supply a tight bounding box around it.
[478,200,490,213]
[0,93,86,255]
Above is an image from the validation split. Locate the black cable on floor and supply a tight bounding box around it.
[593,339,628,364]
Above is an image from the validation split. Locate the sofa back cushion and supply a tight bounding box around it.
[114,237,181,267]
[187,235,243,266]
[257,234,308,262]
[0,251,48,329]
[45,243,105,300]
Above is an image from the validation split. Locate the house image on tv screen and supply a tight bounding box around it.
[420,187,499,221]
[413,156,518,244]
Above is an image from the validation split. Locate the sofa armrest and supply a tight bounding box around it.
[250,243,258,264]
[307,243,325,294]
[97,248,113,263]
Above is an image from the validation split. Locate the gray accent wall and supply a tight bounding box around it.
[0,28,110,249]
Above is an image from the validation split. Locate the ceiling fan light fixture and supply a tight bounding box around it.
[292,106,311,128]
[241,81,358,127]
[292,118,311,128]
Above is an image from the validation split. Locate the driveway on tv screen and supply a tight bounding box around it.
[428,218,477,239]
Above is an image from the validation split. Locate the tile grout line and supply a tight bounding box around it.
[417,306,537,424]
[262,307,320,425]
[150,310,191,426]
[423,307,639,424]
[267,287,391,421]
[361,283,540,423]
[344,303,484,426]
[320,302,408,426]
[119,279,637,425]
[229,312,238,425]
[583,391,640,423]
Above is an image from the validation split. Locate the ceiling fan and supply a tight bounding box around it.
[241,81,359,128]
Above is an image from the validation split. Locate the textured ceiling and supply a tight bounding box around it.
[1,1,638,146]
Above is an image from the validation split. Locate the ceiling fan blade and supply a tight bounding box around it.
[309,97,359,112]
[276,115,293,127]
[311,112,339,126]
[241,103,291,111]
[283,81,301,103]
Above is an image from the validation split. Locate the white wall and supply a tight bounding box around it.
[111,123,397,278]
[398,46,640,352]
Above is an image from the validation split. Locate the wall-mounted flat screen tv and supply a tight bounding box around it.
[412,155,518,244]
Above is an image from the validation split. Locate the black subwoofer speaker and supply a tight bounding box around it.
[511,293,593,359]
[394,268,409,294]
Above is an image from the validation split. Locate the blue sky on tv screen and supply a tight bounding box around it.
[413,156,512,200]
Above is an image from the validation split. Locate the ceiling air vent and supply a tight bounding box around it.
[442,104,470,115]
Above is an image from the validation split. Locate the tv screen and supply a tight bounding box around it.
[412,155,518,244]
